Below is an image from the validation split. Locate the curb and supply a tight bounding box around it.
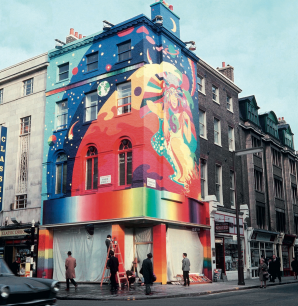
[57,280,298,301]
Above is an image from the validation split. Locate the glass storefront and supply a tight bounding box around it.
[224,238,243,272]
[282,245,290,269]
[250,241,274,267]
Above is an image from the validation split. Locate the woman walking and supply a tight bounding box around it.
[258,258,268,288]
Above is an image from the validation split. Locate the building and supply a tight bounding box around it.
[37,1,212,283]
[0,53,48,273]
[239,95,298,278]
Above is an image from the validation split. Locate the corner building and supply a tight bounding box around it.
[38,2,211,283]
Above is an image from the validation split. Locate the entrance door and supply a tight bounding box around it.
[215,242,225,273]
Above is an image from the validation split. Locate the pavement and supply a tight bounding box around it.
[57,277,298,301]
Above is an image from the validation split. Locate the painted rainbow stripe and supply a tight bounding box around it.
[42,187,208,226]
[37,229,53,279]
[45,63,144,97]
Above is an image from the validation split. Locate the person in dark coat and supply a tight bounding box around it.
[258,258,268,288]
[105,235,112,252]
[270,254,281,283]
[107,250,119,291]
[182,253,190,286]
[141,253,153,295]
[11,259,19,276]
[291,257,298,279]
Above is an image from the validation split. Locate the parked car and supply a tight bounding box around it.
[0,258,59,305]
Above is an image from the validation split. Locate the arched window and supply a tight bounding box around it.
[119,139,132,186]
[55,153,67,194]
[86,146,98,190]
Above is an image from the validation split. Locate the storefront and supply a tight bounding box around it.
[280,234,296,276]
[247,229,278,278]
[214,213,245,280]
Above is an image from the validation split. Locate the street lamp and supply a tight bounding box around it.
[234,146,263,285]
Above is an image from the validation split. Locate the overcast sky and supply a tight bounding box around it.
[1,0,297,140]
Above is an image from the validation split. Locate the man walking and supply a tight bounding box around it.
[65,251,78,291]
[108,250,119,292]
[182,253,190,286]
[270,254,281,283]
[141,253,154,295]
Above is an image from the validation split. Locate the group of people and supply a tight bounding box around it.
[258,254,298,288]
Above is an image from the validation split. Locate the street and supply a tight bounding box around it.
[57,282,298,306]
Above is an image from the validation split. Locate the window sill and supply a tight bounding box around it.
[83,120,96,126]
[229,149,235,152]
[114,185,132,191]
[54,127,68,133]
[23,92,35,98]
[200,136,208,141]
[116,112,132,118]
[227,109,234,114]
[198,90,206,96]
[83,69,98,76]
[51,194,67,200]
[213,100,220,105]
[214,143,222,148]
[115,58,132,65]
[56,78,70,85]
[83,190,97,195]
[98,183,113,188]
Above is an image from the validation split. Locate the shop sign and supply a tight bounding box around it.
[215,238,223,244]
[215,222,230,233]
[251,231,276,242]
[100,175,111,185]
[0,127,7,212]
[0,228,37,237]
[213,269,222,281]
[147,178,156,188]
[283,235,295,245]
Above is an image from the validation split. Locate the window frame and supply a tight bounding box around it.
[199,110,207,139]
[117,40,132,62]
[15,194,27,209]
[291,185,297,204]
[254,169,263,192]
[118,139,133,187]
[226,95,233,112]
[256,205,266,229]
[85,146,98,191]
[56,100,68,130]
[20,116,31,135]
[215,164,222,205]
[86,52,99,72]
[0,88,3,104]
[230,170,235,208]
[272,148,281,167]
[55,153,67,195]
[84,92,98,122]
[289,159,296,175]
[214,117,221,146]
[276,210,285,232]
[274,177,283,199]
[23,78,33,96]
[228,126,235,151]
[117,82,132,115]
[58,63,69,82]
[200,159,207,199]
[197,75,205,94]
[212,85,219,103]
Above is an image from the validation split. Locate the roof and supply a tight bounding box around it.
[239,95,260,109]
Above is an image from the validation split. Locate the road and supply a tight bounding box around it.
[57,282,298,306]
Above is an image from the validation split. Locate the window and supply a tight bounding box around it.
[86,52,98,72]
[247,103,259,125]
[58,63,69,81]
[0,89,3,104]
[85,92,98,122]
[117,82,131,115]
[119,139,132,186]
[212,85,218,103]
[55,153,67,194]
[199,110,206,138]
[214,118,221,145]
[256,205,265,229]
[252,136,262,157]
[15,195,27,209]
[290,159,296,175]
[23,78,33,96]
[254,169,263,191]
[291,185,297,204]
[56,100,68,129]
[230,170,235,207]
[228,126,235,151]
[215,164,222,204]
[276,211,285,232]
[272,148,281,167]
[200,159,207,199]
[295,216,298,234]
[86,146,98,190]
[226,95,232,111]
[20,116,31,135]
[197,75,205,93]
[118,41,131,62]
[274,178,283,199]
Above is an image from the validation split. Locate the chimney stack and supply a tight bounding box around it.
[66,28,81,44]
[278,117,286,124]
[79,34,82,39]
[217,63,234,82]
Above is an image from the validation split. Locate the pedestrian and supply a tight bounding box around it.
[65,251,78,291]
[11,258,19,276]
[182,253,190,286]
[105,235,112,252]
[270,254,282,283]
[141,253,154,295]
[108,250,119,292]
[291,257,298,280]
[258,258,268,288]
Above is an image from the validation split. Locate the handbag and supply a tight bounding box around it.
[152,273,157,282]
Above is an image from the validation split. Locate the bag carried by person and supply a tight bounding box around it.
[263,271,269,280]
[152,273,157,282]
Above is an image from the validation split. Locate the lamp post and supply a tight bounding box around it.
[234,147,263,285]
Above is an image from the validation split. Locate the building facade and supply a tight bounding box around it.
[239,95,298,278]
[38,1,212,283]
[0,53,48,272]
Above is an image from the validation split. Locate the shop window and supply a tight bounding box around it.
[254,169,263,192]
[199,110,206,138]
[86,52,98,72]
[290,159,296,175]
[85,92,98,122]
[23,78,33,96]
[224,238,243,271]
[214,118,221,146]
[294,216,298,234]
[58,63,69,81]
[228,126,235,151]
[56,100,68,129]
[118,41,131,62]
[256,205,265,229]
[274,178,283,199]
[276,210,285,232]
[282,245,290,269]
[200,159,207,199]
[272,148,281,167]
[291,185,297,204]
[117,82,131,115]
[55,153,67,194]
[86,146,98,190]
[15,194,27,209]
[230,171,235,208]
[250,242,260,268]
[215,164,222,204]
[119,139,132,186]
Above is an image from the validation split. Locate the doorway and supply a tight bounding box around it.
[215,240,225,273]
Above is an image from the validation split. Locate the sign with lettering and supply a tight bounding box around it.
[100,175,111,185]
[0,228,37,237]
[147,178,156,188]
[0,127,7,211]
[215,222,230,233]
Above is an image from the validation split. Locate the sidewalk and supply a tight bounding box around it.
[57,277,298,300]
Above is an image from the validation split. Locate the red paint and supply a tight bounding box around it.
[72,67,78,75]
[105,64,112,72]
[112,225,125,273]
[146,36,156,45]
[117,27,134,37]
[153,224,167,284]
[181,74,190,91]
[136,26,149,34]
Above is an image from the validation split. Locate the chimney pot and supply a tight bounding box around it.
[70,28,74,35]
[75,32,78,38]
[282,117,284,120]
[79,34,82,39]
[222,62,225,68]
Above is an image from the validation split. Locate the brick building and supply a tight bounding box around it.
[239,95,298,278]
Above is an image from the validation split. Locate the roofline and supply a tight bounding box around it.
[198,58,242,93]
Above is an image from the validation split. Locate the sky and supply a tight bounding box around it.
[1,0,297,141]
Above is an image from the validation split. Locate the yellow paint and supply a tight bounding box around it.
[170,18,177,33]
